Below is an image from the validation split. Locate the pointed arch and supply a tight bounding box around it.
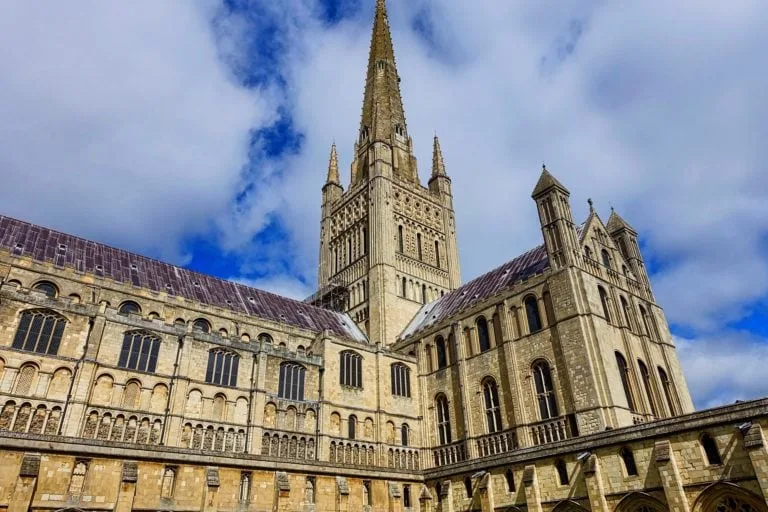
[614,492,667,512]
[692,482,768,512]
[12,309,67,355]
[552,499,588,511]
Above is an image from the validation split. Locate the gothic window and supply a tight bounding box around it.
[584,246,592,260]
[12,309,66,355]
[533,360,558,419]
[620,447,638,476]
[363,481,372,506]
[417,233,423,260]
[33,281,58,298]
[622,265,628,276]
[601,249,612,268]
[398,225,404,253]
[598,286,611,322]
[477,316,491,352]
[639,306,658,339]
[401,423,409,446]
[435,336,448,369]
[205,349,239,387]
[621,296,634,330]
[118,331,160,373]
[701,433,722,465]
[435,241,440,267]
[161,467,176,498]
[422,284,427,304]
[340,351,362,388]
[637,359,659,417]
[118,301,141,315]
[403,484,411,507]
[525,296,542,333]
[279,362,306,401]
[615,352,636,412]
[435,394,451,445]
[401,277,407,297]
[555,459,569,485]
[239,472,251,503]
[68,460,88,498]
[483,378,503,433]
[193,318,211,333]
[505,469,515,492]
[348,415,357,440]
[258,333,273,345]
[464,476,473,497]
[391,363,411,397]
[658,367,678,415]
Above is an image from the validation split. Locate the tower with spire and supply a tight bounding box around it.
[316,0,461,345]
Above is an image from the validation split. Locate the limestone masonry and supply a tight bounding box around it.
[0,1,766,511]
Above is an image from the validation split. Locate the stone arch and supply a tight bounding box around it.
[47,367,72,400]
[304,408,317,433]
[264,402,277,428]
[614,492,667,512]
[92,374,114,405]
[150,384,168,413]
[234,397,248,424]
[692,482,768,512]
[15,363,38,396]
[186,389,203,416]
[212,393,227,421]
[285,406,297,431]
[329,411,341,436]
[552,500,589,512]
[122,380,141,409]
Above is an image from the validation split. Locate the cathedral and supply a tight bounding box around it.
[0,1,766,511]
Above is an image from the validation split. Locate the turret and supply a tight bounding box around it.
[531,165,580,270]
[428,135,452,207]
[319,143,343,285]
[323,143,343,207]
[607,209,653,299]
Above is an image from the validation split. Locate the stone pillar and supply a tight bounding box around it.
[203,467,220,512]
[276,471,291,511]
[453,322,476,455]
[522,465,542,512]
[9,453,40,512]
[654,440,690,512]
[583,455,609,512]
[743,423,768,502]
[336,476,349,512]
[477,473,495,512]
[115,462,138,512]
[389,483,403,512]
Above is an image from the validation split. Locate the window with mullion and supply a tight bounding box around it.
[13,310,67,356]
[340,351,362,388]
[205,350,240,387]
[483,379,503,433]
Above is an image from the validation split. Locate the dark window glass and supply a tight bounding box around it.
[436,336,447,369]
[658,367,678,415]
[119,332,161,372]
[401,424,409,446]
[12,310,66,355]
[533,361,558,419]
[701,434,722,465]
[340,351,362,388]
[464,477,472,498]
[477,317,491,352]
[601,249,612,268]
[417,233,423,260]
[505,470,515,492]
[436,394,451,445]
[599,287,611,322]
[638,359,658,417]
[483,379,503,433]
[403,485,411,507]
[348,415,357,440]
[621,447,638,476]
[278,363,306,401]
[616,352,636,412]
[556,460,569,485]
[435,241,440,268]
[391,363,411,397]
[205,350,240,387]
[119,301,141,315]
[398,226,404,253]
[525,296,542,333]
[621,296,633,330]
[33,281,58,298]
[193,318,211,333]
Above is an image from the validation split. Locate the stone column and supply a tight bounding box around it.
[388,483,403,512]
[654,440,690,512]
[522,465,542,512]
[9,453,40,512]
[583,455,609,512]
[336,476,349,512]
[115,462,138,512]
[203,467,220,512]
[743,423,768,502]
[477,473,495,512]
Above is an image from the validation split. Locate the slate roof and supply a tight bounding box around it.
[399,244,550,340]
[0,215,367,342]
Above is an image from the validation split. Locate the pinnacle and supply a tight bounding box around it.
[431,135,447,178]
[606,208,635,234]
[326,143,340,185]
[531,164,569,198]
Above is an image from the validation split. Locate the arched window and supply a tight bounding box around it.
[33,281,58,298]
[425,344,434,373]
[701,433,722,465]
[401,277,407,297]
[435,241,440,268]
[435,394,451,445]
[435,336,448,369]
[15,364,37,395]
[615,352,636,412]
[639,306,657,339]
[658,367,678,415]
[348,415,357,440]
[505,469,515,492]
[417,233,423,260]
[598,286,611,322]
[118,331,161,373]
[391,363,411,397]
[525,296,542,333]
[637,359,658,417]
[239,472,251,503]
[584,246,592,260]
[398,225,404,253]
[555,459,569,485]
[305,477,315,504]
[278,362,306,401]
[12,309,66,355]
[340,351,362,388]
[401,423,409,446]
[620,296,633,330]
[193,318,211,333]
[258,333,273,345]
[483,378,502,433]
[533,360,558,419]
[161,467,176,498]
[68,460,88,498]
[205,349,239,387]
[601,249,612,268]
[620,447,638,476]
[477,317,491,352]
[118,301,141,315]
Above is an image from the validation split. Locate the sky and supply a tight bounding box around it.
[1,0,767,409]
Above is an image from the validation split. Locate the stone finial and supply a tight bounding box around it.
[432,135,447,178]
[588,198,594,213]
[326,143,340,185]
[532,164,570,198]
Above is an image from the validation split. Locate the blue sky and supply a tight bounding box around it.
[1,0,767,409]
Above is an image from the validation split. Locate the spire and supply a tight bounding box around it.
[431,135,447,178]
[326,143,340,185]
[359,0,407,143]
[532,164,570,198]
[606,208,635,234]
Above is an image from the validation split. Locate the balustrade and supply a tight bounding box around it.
[82,408,163,445]
[432,440,467,467]
[385,445,420,470]
[182,421,247,453]
[530,417,570,445]
[329,437,376,466]
[261,428,315,460]
[476,429,518,457]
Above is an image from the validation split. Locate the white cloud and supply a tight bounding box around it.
[233,275,314,302]
[0,0,276,262]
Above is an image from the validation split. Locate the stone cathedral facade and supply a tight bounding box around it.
[0,1,767,512]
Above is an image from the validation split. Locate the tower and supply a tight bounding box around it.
[606,209,654,299]
[315,0,461,345]
[531,165,581,270]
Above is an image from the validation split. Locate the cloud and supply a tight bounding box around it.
[677,333,768,409]
[0,0,276,262]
